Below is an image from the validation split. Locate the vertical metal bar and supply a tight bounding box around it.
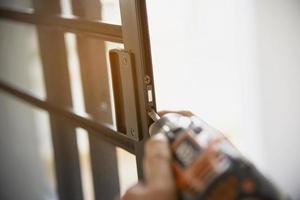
[32,0,83,199]
[71,0,120,199]
[119,0,157,178]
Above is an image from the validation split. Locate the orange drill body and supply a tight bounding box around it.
[149,112,286,200]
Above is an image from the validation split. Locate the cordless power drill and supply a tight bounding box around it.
[148,110,288,200]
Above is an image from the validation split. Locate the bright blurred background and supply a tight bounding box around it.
[148,1,300,199]
[0,0,300,199]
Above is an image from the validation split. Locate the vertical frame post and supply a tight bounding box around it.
[119,0,157,178]
[71,0,120,199]
[32,0,84,199]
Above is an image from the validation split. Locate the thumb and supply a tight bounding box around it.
[144,134,175,189]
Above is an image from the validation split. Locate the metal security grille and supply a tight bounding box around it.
[0,0,156,199]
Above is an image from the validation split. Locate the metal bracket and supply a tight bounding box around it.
[109,49,140,140]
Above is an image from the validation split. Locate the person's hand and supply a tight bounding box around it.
[121,134,177,200]
[122,111,195,200]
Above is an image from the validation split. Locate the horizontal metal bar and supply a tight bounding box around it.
[0,7,123,43]
[0,80,135,153]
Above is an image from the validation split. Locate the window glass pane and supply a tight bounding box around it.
[0,20,45,99]
[65,31,135,196]
[76,128,95,200]
[0,0,32,10]
[116,148,138,196]
[65,32,123,126]
[0,93,57,199]
[61,0,121,25]
[0,19,124,127]
[0,0,121,25]
[100,0,121,25]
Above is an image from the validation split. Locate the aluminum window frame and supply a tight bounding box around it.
[0,0,156,199]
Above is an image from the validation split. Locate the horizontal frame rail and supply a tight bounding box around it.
[0,80,134,153]
[0,7,123,43]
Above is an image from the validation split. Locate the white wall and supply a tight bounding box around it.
[146,0,300,199]
[256,0,300,198]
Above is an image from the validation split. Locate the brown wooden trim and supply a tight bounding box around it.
[0,80,135,153]
[0,7,123,43]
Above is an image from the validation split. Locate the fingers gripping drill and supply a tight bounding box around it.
[148,110,287,200]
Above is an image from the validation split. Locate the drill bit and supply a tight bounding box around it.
[148,109,160,122]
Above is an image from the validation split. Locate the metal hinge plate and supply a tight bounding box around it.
[109,49,140,140]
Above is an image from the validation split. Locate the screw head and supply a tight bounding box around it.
[122,57,128,65]
[144,75,151,84]
[130,128,135,136]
